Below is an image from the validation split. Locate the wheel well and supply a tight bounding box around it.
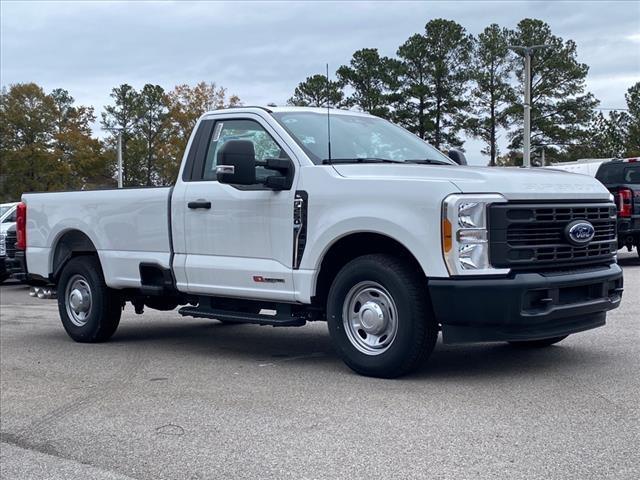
[313,232,425,307]
[52,230,98,280]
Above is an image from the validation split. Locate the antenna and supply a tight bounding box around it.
[326,63,332,163]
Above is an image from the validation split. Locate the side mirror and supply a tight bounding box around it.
[216,140,256,185]
[262,158,294,191]
[448,149,467,166]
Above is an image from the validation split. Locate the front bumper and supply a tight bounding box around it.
[617,217,640,248]
[6,250,28,282]
[429,264,623,344]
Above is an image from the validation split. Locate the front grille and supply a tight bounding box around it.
[5,230,17,258]
[489,203,617,270]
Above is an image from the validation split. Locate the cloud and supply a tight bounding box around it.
[2,0,638,164]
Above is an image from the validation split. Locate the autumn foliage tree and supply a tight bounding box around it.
[158,82,241,184]
[0,83,109,201]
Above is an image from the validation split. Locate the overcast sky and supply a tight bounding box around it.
[1,0,639,164]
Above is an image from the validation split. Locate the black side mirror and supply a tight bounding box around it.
[216,140,256,185]
[448,149,467,166]
[262,158,294,190]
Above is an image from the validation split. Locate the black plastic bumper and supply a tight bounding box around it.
[617,217,640,248]
[429,264,623,344]
[7,250,28,281]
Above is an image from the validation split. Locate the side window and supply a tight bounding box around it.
[202,119,288,182]
[2,210,16,223]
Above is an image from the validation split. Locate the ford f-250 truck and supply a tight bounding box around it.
[19,107,624,378]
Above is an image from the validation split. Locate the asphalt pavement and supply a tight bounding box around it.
[1,252,639,479]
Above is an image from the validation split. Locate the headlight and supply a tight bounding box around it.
[441,194,510,276]
[0,233,5,257]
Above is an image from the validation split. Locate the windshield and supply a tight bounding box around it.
[272,111,454,165]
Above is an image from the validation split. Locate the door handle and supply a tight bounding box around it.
[188,200,212,209]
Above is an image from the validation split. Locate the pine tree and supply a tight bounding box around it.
[467,24,516,165]
[337,48,400,118]
[395,34,432,139]
[508,19,598,160]
[288,74,344,107]
[136,84,170,186]
[624,82,640,157]
[419,19,473,150]
[101,84,141,186]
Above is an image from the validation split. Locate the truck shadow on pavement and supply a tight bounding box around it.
[99,318,610,381]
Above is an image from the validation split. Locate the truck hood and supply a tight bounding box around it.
[332,164,611,201]
[0,222,15,235]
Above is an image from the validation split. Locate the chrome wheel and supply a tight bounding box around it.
[342,281,398,355]
[65,275,92,327]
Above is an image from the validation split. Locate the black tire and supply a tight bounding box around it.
[508,335,568,348]
[326,254,437,378]
[57,256,122,342]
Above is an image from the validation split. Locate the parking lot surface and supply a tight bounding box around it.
[1,252,639,479]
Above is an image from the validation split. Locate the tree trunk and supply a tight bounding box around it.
[147,138,152,187]
[435,97,441,149]
[419,97,425,139]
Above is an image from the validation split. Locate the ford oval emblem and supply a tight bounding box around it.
[565,220,595,246]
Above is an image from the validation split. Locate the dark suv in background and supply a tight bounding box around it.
[596,158,640,257]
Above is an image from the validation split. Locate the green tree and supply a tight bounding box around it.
[287,74,345,107]
[508,19,599,160]
[0,83,58,200]
[624,81,640,157]
[394,34,432,139]
[588,111,629,158]
[337,48,400,118]
[136,84,169,186]
[420,19,473,150]
[101,84,141,186]
[467,24,516,166]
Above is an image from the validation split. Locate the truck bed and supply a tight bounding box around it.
[23,187,172,288]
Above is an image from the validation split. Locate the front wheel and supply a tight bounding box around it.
[58,256,122,342]
[508,335,568,348]
[327,254,437,378]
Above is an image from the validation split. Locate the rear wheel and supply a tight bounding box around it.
[508,335,568,348]
[58,256,122,342]
[327,254,437,378]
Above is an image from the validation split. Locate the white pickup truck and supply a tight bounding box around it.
[19,107,624,378]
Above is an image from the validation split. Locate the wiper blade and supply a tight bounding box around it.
[404,159,452,165]
[322,157,405,165]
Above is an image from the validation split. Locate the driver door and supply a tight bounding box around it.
[173,113,299,301]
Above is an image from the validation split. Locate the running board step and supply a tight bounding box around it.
[178,306,306,327]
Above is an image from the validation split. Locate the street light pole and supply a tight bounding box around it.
[508,44,552,168]
[523,51,532,167]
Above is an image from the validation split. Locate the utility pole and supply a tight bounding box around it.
[117,130,123,188]
[508,44,552,168]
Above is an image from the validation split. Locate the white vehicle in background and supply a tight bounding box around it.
[17,107,624,378]
[1,202,19,282]
[544,158,613,177]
